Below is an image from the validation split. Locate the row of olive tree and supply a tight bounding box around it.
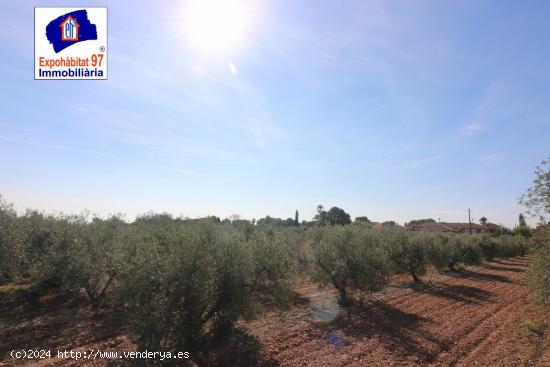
[310,226,390,305]
[309,225,530,305]
[0,203,298,357]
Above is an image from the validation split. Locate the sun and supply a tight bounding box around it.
[184,0,250,54]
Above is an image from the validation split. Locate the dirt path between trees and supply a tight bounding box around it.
[241,256,549,367]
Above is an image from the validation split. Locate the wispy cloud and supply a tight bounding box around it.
[461,123,487,135]
[476,82,509,114]
[460,81,522,137]
[479,154,497,161]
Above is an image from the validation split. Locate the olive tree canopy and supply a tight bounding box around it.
[519,158,550,221]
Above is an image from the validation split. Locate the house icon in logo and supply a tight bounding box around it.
[60,16,79,41]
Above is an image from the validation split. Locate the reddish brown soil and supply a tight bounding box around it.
[0,289,135,367]
[0,257,548,366]
[243,257,549,367]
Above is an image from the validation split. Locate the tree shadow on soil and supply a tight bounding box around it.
[0,288,126,359]
[464,269,513,283]
[1,287,278,367]
[206,328,279,367]
[0,287,64,328]
[480,263,525,273]
[491,258,527,266]
[317,300,450,364]
[447,269,512,283]
[103,328,279,367]
[410,282,494,305]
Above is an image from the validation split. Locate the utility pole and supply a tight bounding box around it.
[468,208,472,234]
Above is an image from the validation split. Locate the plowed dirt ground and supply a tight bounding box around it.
[1,256,548,366]
[239,256,549,367]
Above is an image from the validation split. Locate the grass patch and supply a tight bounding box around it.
[522,319,546,337]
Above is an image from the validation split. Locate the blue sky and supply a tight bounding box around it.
[1,0,549,226]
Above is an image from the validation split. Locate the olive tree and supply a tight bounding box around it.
[425,234,450,271]
[311,226,389,305]
[63,216,126,307]
[445,234,481,271]
[26,213,90,292]
[479,235,499,261]
[246,228,295,307]
[494,235,529,258]
[387,231,429,283]
[117,222,256,354]
[0,197,22,282]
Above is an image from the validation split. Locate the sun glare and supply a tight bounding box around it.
[184,0,250,54]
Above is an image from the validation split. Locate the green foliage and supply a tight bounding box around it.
[422,233,484,272]
[387,230,429,282]
[519,157,550,220]
[522,319,545,336]
[479,236,499,261]
[109,222,296,354]
[528,225,549,310]
[67,216,125,307]
[246,228,295,307]
[423,233,528,271]
[0,197,21,282]
[445,234,482,271]
[315,206,352,226]
[117,222,255,352]
[495,235,529,258]
[326,207,352,226]
[354,216,371,223]
[382,221,399,227]
[256,215,297,227]
[311,226,389,305]
[407,218,436,225]
[514,225,533,238]
[528,237,550,309]
[17,211,124,308]
[425,234,450,271]
[25,212,89,290]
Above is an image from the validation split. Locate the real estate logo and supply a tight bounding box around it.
[35,7,107,80]
[60,16,80,42]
